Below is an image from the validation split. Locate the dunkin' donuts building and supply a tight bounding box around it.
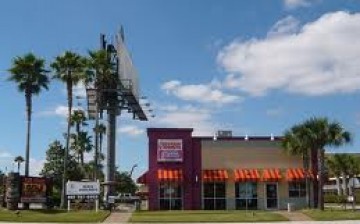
[137,128,315,210]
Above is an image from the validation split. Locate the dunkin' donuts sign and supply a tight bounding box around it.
[157,139,183,162]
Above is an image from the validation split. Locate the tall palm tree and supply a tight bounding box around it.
[14,156,25,174]
[93,123,106,179]
[8,53,49,177]
[51,51,86,208]
[87,49,117,181]
[284,117,351,210]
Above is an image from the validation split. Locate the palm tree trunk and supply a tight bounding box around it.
[311,148,318,208]
[303,151,311,208]
[61,78,72,209]
[17,163,20,173]
[318,148,325,210]
[81,153,84,166]
[99,133,103,154]
[25,92,31,177]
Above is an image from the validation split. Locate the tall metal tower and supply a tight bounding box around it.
[86,28,149,198]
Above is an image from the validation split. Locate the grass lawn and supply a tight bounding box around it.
[303,209,360,221]
[0,209,110,222]
[130,210,288,222]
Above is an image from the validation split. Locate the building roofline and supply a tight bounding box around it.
[193,136,283,141]
[147,128,194,133]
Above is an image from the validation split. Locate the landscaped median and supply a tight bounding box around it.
[130,210,288,222]
[303,209,360,221]
[0,209,110,222]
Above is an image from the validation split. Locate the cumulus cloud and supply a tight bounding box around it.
[37,105,84,117]
[284,0,314,9]
[267,16,300,38]
[218,11,360,96]
[151,105,216,136]
[161,80,240,104]
[118,125,145,137]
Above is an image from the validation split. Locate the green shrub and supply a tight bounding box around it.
[324,194,346,203]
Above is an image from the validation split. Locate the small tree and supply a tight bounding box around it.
[14,156,25,174]
[114,170,137,195]
[40,140,84,206]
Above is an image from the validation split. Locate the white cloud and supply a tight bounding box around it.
[118,125,145,137]
[218,11,360,96]
[0,152,44,177]
[37,105,83,117]
[267,16,300,38]
[161,80,240,104]
[151,105,216,136]
[283,0,314,9]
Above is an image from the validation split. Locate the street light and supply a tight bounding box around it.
[129,164,138,178]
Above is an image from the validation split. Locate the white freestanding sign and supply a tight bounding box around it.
[66,181,100,212]
[66,181,100,195]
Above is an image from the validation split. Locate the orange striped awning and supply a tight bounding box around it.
[136,171,148,184]
[262,168,282,182]
[235,169,260,182]
[202,170,229,182]
[286,168,314,181]
[157,169,183,182]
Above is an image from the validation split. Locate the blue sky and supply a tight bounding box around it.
[1,0,360,179]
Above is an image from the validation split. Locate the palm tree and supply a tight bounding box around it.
[283,124,312,208]
[87,49,117,181]
[93,123,106,179]
[14,156,25,173]
[70,131,93,166]
[94,123,106,154]
[70,109,87,134]
[51,51,86,208]
[8,53,49,177]
[284,117,351,210]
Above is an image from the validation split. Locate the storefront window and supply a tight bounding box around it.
[203,182,226,210]
[289,182,306,198]
[235,182,258,210]
[159,182,182,210]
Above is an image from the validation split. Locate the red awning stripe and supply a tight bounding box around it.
[234,169,260,182]
[157,169,183,182]
[262,168,282,182]
[202,170,229,182]
[286,168,314,181]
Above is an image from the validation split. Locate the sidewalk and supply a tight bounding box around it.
[103,211,132,223]
[103,204,134,223]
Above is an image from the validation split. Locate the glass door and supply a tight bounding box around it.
[265,183,278,209]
